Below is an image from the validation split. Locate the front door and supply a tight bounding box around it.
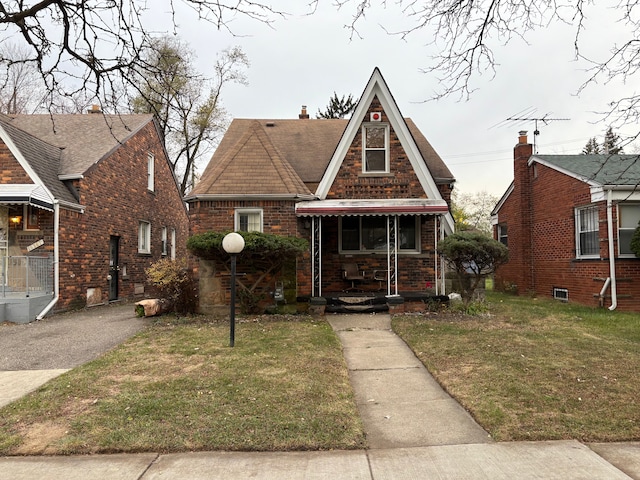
[109,236,119,301]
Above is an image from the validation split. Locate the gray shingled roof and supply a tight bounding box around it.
[0,116,78,206]
[535,154,640,186]
[5,113,153,177]
[189,116,454,198]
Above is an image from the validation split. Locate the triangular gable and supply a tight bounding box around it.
[188,120,313,198]
[315,67,454,232]
[0,123,56,210]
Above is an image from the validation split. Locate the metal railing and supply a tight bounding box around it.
[1,255,53,298]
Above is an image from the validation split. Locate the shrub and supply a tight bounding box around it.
[145,258,197,314]
[438,232,509,307]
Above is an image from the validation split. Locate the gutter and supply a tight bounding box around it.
[37,200,59,320]
[605,189,618,311]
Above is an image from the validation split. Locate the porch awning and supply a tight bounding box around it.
[295,198,449,216]
[0,184,54,211]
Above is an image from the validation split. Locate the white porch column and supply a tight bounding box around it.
[311,216,322,297]
[386,215,399,296]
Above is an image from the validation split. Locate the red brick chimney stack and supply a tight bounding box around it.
[513,130,534,292]
[299,105,309,119]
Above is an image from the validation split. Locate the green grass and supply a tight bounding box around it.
[2,293,638,454]
[0,317,365,455]
[393,292,640,442]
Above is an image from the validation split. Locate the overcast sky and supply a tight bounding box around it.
[146,2,638,197]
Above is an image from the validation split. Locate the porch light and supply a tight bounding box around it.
[222,232,245,347]
[10,216,21,225]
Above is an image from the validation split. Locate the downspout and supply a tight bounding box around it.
[606,189,618,311]
[36,200,59,320]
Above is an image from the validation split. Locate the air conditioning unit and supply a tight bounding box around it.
[370,112,382,121]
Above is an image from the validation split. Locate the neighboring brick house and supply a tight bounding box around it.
[492,131,640,311]
[0,110,189,323]
[185,68,456,313]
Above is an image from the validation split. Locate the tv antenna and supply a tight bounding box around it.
[502,111,570,153]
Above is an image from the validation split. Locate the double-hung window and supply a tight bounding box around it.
[362,124,389,173]
[618,203,640,256]
[161,227,168,256]
[147,152,155,192]
[235,209,263,232]
[138,221,151,254]
[498,224,508,246]
[340,216,419,253]
[575,205,599,258]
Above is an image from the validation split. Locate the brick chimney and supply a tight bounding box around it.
[513,130,534,293]
[88,104,102,114]
[298,105,309,120]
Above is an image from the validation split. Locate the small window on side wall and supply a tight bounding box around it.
[147,152,155,192]
[138,221,151,254]
[575,205,599,258]
[498,224,508,246]
[161,227,168,256]
[235,209,263,232]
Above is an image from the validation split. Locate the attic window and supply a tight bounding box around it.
[362,124,389,173]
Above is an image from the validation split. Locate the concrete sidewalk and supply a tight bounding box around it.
[1,312,639,479]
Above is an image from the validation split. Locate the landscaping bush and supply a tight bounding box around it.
[145,258,197,314]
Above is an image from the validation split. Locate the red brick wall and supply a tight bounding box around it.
[327,97,428,200]
[495,142,640,311]
[56,121,189,309]
[0,142,32,183]
[189,200,299,236]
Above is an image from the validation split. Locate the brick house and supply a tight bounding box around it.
[185,68,456,313]
[0,110,189,322]
[492,131,640,311]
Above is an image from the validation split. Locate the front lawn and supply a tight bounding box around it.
[0,317,366,455]
[393,292,640,442]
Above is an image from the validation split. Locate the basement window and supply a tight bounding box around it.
[553,287,568,302]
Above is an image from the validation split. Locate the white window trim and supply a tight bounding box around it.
[575,205,599,259]
[362,123,390,174]
[338,216,421,254]
[235,208,263,232]
[617,203,640,257]
[147,152,155,192]
[138,221,151,254]
[498,224,508,246]
[161,226,168,256]
[171,228,176,260]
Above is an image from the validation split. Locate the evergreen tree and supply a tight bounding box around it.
[316,92,357,119]
[582,137,601,154]
[603,126,624,154]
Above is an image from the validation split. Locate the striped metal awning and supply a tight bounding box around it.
[295,198,449,217]
[0,184,54,211]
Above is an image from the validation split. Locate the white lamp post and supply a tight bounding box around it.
[222,232,245,347]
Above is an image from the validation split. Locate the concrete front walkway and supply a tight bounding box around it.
[327,314,491,448]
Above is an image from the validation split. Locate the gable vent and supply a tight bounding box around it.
[370,112,382,121]
[265,122,275,127]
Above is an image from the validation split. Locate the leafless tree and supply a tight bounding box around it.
[131,37,249,195]
[0,42,44,113]
[0,1,284,108]
[330,1,640,145]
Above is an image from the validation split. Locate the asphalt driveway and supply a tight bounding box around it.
[0,302,149,371]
